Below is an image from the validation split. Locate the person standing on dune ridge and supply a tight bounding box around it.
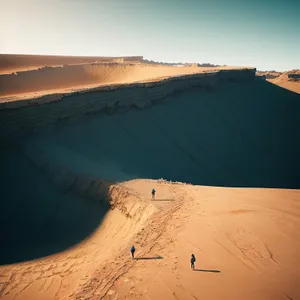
[131,245,136,258]
[191,254,196,269]
[151,188,156,199]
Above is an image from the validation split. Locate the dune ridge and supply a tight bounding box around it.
[0,68,256,140]
[0,68,255,110]
[0,62,204,97]
[0,62,250,101]
[1,176,299,299]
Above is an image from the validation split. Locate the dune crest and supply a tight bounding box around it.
[0,54,252,102]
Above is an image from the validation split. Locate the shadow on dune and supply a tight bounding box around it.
[1,78,299,265]
[135,256,163,260]
[0,144,110,265]
[30,78,298,189]
[194,269,221,273]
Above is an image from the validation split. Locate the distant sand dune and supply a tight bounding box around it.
[0,63,201,97]
[0,54,144,74]
[257,69,300,94]
[0,54,249,100]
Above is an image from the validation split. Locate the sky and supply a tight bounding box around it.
[0,0,299,71]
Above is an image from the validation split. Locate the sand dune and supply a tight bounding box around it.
[101,181,300,300]
[1,76,298,188]
[0,57,300,300]
[1,178,299,300]
[257,69,300,94]
[0,63,204,97]
[272,81,300,94]
[269,70,300,94]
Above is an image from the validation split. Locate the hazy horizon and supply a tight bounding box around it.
[1,0,299,72]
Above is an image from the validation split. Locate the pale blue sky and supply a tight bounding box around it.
[1,0,299,71]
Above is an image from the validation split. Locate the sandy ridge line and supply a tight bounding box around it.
[0,67,255,106]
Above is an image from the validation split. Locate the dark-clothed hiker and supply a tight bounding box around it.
[151,188,156,199]
[131,245,136,258]
[191,254,196,269]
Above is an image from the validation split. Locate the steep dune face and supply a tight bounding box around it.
[0,144,109,264]
[2,78,298,188]
[0,142,154,265]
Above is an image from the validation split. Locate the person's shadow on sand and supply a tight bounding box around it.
[193,269,221,273]
[135,256,163,260]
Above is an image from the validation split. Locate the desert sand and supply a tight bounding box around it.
[257,69,300,94]
[1,179,299,300]
[0,55,300,300]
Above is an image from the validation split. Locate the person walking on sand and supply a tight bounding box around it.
[151,188,156,200]
[131,245,136,258]
[191,254,196,270]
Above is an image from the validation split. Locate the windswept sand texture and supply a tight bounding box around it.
[0,55,300,300]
